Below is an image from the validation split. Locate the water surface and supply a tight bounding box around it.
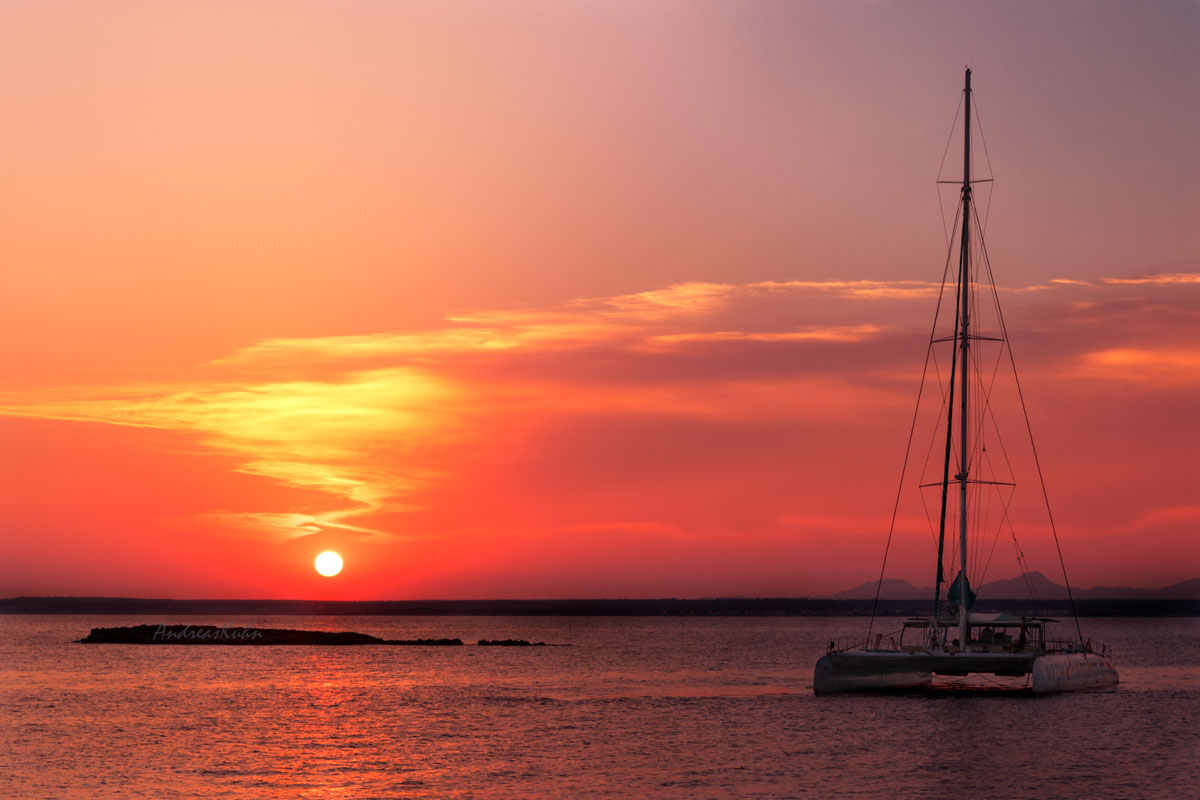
[2,615,1196,798]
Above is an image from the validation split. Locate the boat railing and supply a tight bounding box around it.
[1043,638,1113,659]
[827,633,1112,658]
[828,632,903,653]
[828,635,864,652]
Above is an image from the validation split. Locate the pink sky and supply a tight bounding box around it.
[1,2,1197,598]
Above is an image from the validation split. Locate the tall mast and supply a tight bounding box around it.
[957,68,972,652]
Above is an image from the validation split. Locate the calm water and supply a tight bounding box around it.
[2,615,1197,799]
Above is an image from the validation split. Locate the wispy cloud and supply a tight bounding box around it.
[198,509,399,541]
[553,520,684,536]
[749,279,943,299]
[1131,505,1200,528]
[3,368,461,538]
[1075,347,1200,385]
[642,324,883,349]
[598,282,734,316]
[1102,272,1200,286]
[4,271,1194,543]
[213,278,941,368]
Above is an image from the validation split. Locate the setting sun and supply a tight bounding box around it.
[314,551,343,577]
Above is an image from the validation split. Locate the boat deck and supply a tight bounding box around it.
[827,649,1036,677]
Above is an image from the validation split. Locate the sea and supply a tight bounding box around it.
[2,615,1196,799]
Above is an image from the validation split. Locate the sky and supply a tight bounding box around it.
[1,1,1197,599]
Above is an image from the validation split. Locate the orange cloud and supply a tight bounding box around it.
[2,368,461,539]
[1075,348,1200,385]
[1131,505,1200,528]
[1102,272,1200,286]
[207,279,934,370]
[642,324,883,349]
[599,282,734,316]
[750,279,943,299]
[3,271,1195,556]
[208,274,1111,372]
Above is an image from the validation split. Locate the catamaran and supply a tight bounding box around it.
[813,70,1118,694]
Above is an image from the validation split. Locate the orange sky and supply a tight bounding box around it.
[1,2,1197,598]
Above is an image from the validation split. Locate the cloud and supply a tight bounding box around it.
[553,520,684,536]
[211,278,940,370]
[217,319,639,366]
[213,274,1106,370]
[198,510,398,541]
[598,281,734,316]
[4,270,1195,543]
[1074,348,1200,385]
[1102,272,1200,286]
[3,368,461,538]
[641,324,884,349]
[1131,505,1200,528]
[749,279,943,299]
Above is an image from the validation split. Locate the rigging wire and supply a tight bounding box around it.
[1014,529,1039,601]
[866,198,961,643]
[936,93,966,248]
[969,194,1044,602]
[977,455,1018,583]
[972,93,997,236]
[920,489,941,551]
[918,408,950,551]
[918,313,956,553]
[931,223,966,620]
[974,398,1017,581]
[965,194,1017,586]
[977,224,1084,644]
[967,316,995,580]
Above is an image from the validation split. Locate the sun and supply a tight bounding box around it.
[314,551,343,577]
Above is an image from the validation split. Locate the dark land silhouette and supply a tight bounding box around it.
[830,572,1200,601]
[6,590,1198,618]
[78,624,463,645]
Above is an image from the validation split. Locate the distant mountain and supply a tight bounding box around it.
[830,578,931,600]
[1076,578,1200,601]
[831,572,1200,601]
[975,572,1071,600]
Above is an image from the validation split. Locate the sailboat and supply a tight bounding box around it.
[813,70,1118,694]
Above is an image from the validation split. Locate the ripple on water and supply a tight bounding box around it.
[0,615,1196,799]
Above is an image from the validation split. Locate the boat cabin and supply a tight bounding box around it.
[896,613,1054,653]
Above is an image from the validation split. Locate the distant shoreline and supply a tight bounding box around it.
[2,597,1197,616]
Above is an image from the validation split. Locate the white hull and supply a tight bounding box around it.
[1031,653,1119,693]
[814,648,1119,695]
[814,662,931,694]
[814,652,932,695]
